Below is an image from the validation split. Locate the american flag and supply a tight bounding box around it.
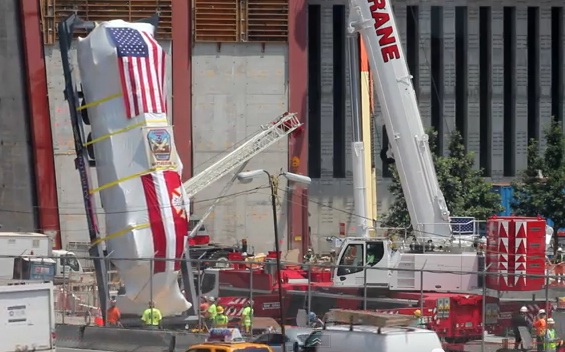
[451,217,476,234]
[107,27,167,119]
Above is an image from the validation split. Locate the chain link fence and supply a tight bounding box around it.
[4,253,565,351]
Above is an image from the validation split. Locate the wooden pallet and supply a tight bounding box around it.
[324,309,417,328]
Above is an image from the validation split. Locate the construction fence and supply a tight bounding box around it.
[10,253,565,352]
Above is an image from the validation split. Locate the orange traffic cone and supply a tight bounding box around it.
[93,308,104,326]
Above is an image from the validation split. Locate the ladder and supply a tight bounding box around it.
[183,112,302,198]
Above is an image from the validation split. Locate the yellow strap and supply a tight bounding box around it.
[91,223,150,247]
[77,92,122,111]
[89,166,175,195]
[83,118,168,147]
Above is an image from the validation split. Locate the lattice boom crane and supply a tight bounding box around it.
[182,112,302,198]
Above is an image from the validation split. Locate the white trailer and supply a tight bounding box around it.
[0,232,84,281]
[0,281,56,352]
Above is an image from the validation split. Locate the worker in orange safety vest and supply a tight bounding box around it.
[532,309,547,352]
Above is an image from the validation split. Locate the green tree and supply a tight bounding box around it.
[512,120,565,231]
[381,130,503,230]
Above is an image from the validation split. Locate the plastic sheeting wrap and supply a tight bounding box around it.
[77,20,191,316]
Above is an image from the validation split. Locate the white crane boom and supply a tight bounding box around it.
[348,0,451,240]
[183,112,302,198]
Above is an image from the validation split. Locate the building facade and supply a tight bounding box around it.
[1,1,563,254]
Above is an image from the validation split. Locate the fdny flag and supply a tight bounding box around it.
[107,27,167,118]
[140,170,188,273]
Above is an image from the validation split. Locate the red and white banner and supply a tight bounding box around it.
[141,170,188,273]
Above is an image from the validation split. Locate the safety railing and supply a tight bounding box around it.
[6,253,565,352]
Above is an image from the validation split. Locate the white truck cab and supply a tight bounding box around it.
[299,325,445,352]
[0,232,84,282]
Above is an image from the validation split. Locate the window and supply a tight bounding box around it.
[60,255,81,272]
[253,334,271,344]
[337,244,364,276]
[200,272,217,295]
[254,333,289,346]
[268,333,288,345]
[366,241,385,266]
[187,349,211,352]
[194,0,288,43]
[41,0,173,45]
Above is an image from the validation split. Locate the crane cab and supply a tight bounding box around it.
[332,237,481,291]
[332,238,392,287]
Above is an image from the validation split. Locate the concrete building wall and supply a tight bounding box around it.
[0,0,37,231]
[190,43,290,253]
[43,40,173,249]
[40,1,565,253]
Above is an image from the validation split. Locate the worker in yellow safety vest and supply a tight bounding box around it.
[413,309,426,328]
[544,318,562,352]
[241,300,254,334]
[141,301,162,329]
[214,306,229,327]
[206,297,217,327]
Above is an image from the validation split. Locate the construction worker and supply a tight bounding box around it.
[545,318,562,352]
[329,249,337,263]
[106,299,121,327]
[206,297,218,327]
[366,244,377,265]
[303,248,315,264]
[413,309,426,328]
[214,306,229,327]
[533,309,547,352]
[512,306,532,350]
[141,301,162,329]
[308,311,323,328]
[241,300,254,334]
[554,248,564,283]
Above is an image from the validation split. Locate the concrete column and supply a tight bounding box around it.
[562,7,565,132]
[442,6,456,156]
[514,7,529,174]
[418,5,432,128]
[320,4,335,179]
[344,7,353,178]
[490,7,505,179]
[538,6,553,149]
[467,6,481,169]
[395,4,408,53]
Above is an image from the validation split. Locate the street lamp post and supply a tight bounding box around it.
[238,169,311,352]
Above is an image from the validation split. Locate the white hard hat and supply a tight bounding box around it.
[242,252,248,256]
[520,306,528,313]
[208,296,216,302]
[539,309,546,314]
[479,237,487,244]
[548,318,555,324]
[559,248,563,252]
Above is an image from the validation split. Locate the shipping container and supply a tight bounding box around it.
[491,184,514,216]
